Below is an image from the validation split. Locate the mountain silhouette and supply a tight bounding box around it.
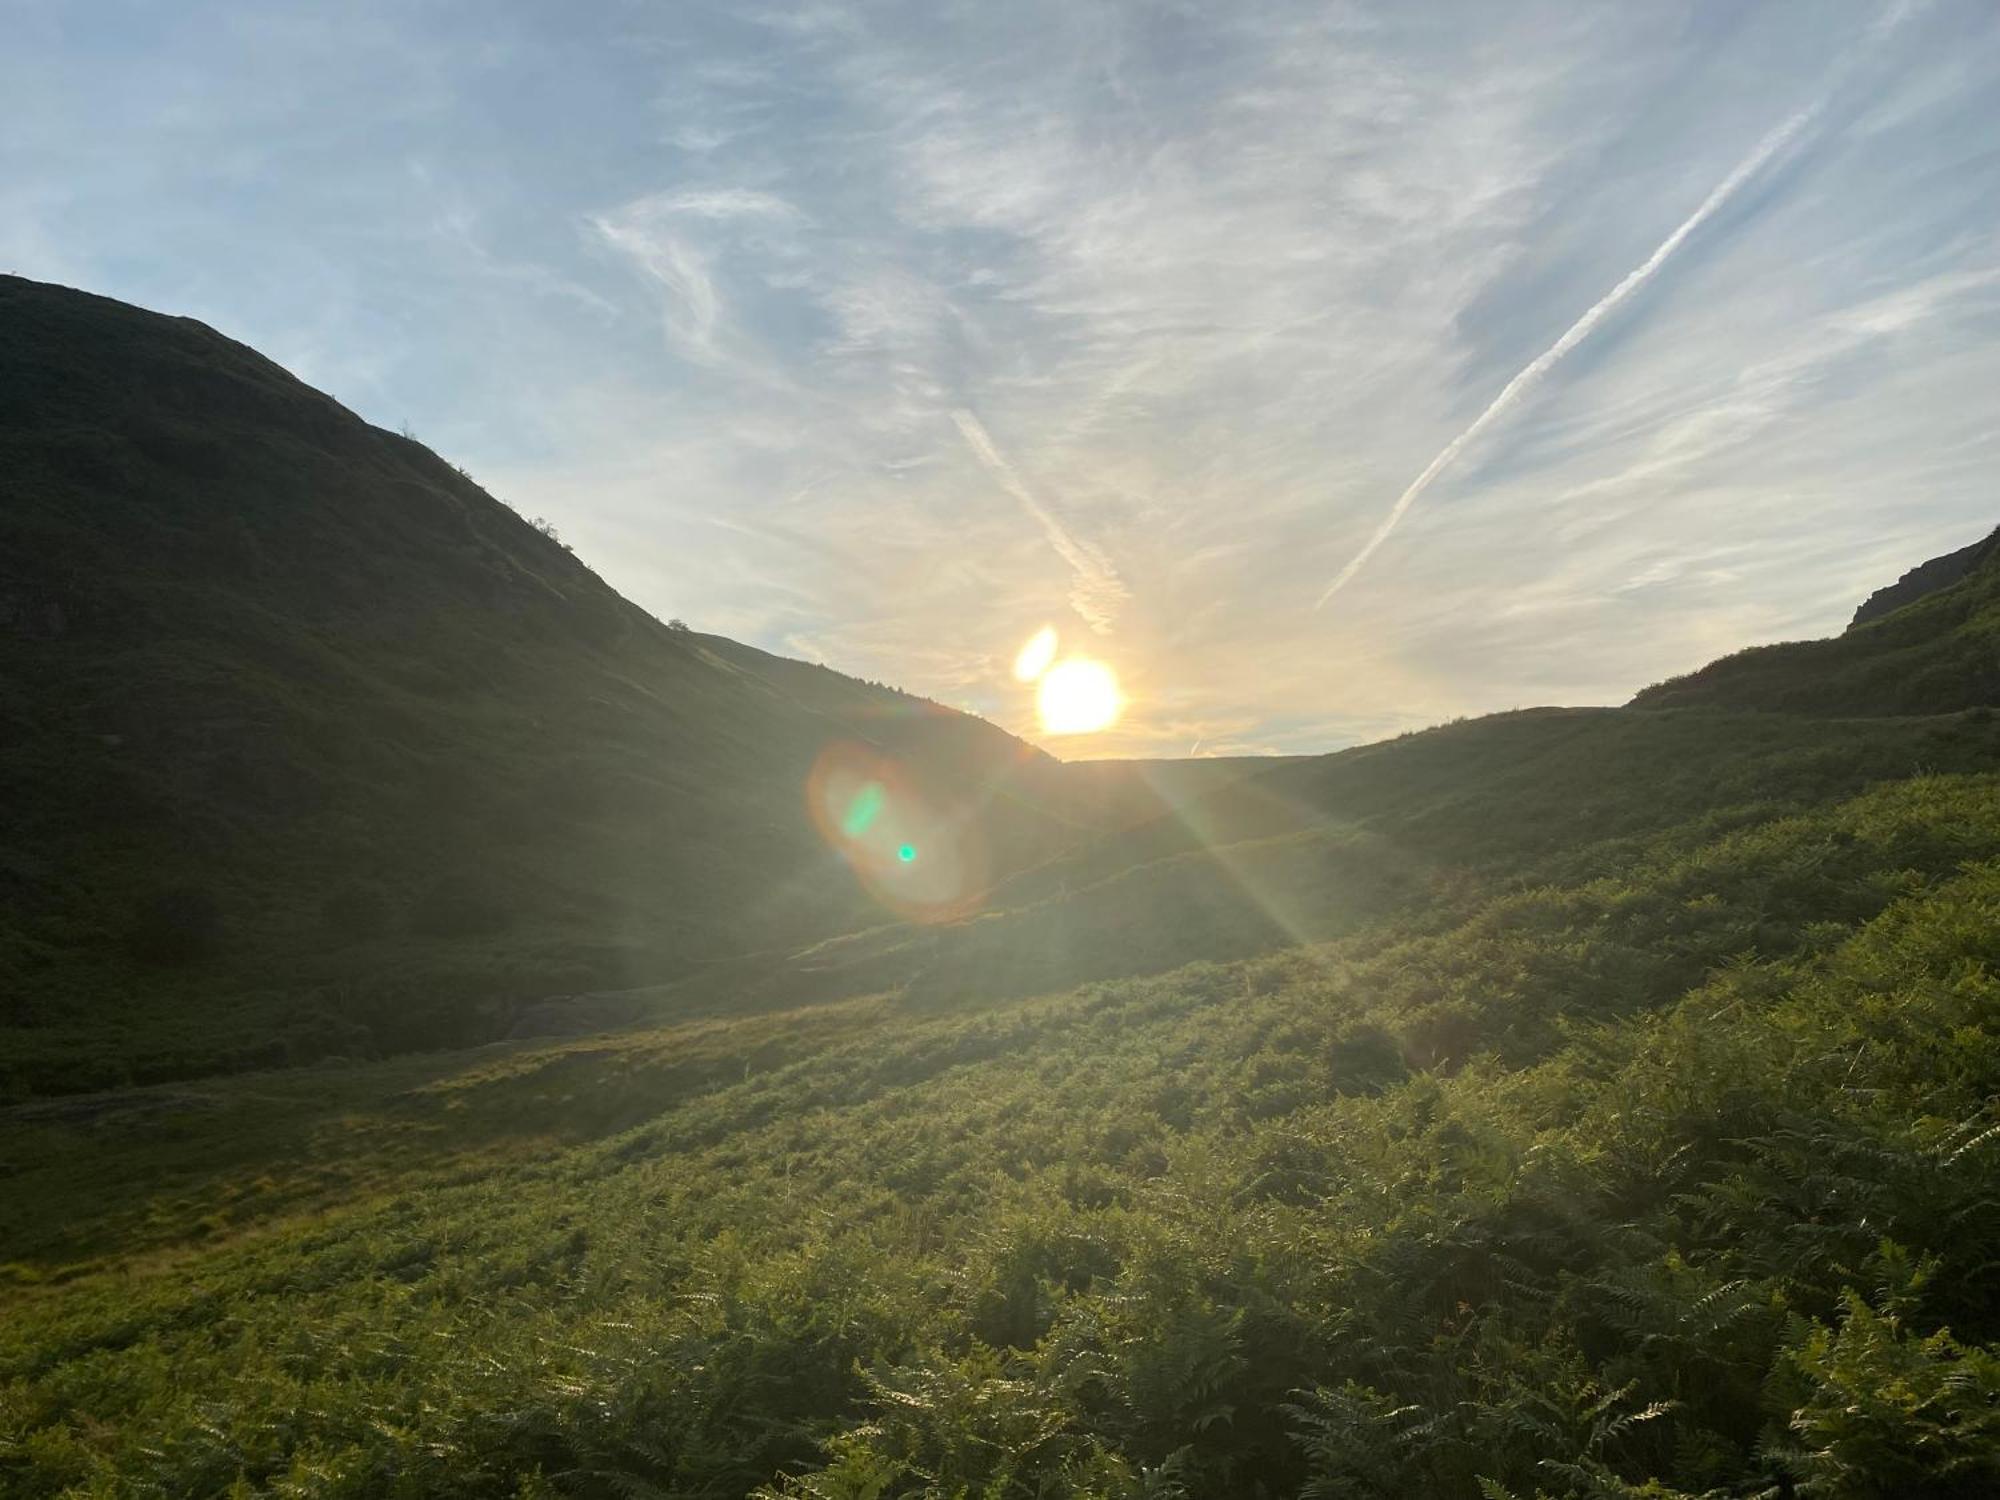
[0,276,1182,1088]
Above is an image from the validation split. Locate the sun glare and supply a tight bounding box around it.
[1036,657,1122,735]
[1013,625,1059,682]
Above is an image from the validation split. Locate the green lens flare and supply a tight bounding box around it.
[897,844,917,863]
[842,781,886,837]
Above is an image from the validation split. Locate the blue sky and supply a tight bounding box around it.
[5,1,1997,755]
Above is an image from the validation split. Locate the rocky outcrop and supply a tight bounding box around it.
[1849,525,2000,630]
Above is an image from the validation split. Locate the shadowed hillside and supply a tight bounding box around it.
[0,277,1130,1093]
[10,278,2000,1498]
[607,539,2000,1023]
[7,521,2000,1494]
[6,275,1994,1102]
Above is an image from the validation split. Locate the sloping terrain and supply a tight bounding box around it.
[6,277,2000,1497]
[1630,523,2000,715]
[0,277,1112,1094]
[737,688,1998,1017]
[5,643,1999,1496]
[820,539,2000,1011]
[1850,523,2000,627]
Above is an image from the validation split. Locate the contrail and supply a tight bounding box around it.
[952,408,1129,632]
[1315,85,1847,607]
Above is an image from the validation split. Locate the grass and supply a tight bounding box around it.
[1630,526,2000,716]
[7,769,2000,1495]
[8,273,2000,1495]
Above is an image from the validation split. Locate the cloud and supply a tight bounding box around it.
[588,190,813,365]
[647,188,805,223]
[1313,15,1897,608]
[592,215,725,361]
[950,408,1129,633]
[12,0,1997,757]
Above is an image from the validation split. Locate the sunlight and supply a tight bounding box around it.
[1036,657,1123,736]
[1013,625,1059,682]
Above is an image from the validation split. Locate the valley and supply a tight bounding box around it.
[5,277,2000,1497]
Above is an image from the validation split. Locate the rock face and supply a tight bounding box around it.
[1850,526,2000,630]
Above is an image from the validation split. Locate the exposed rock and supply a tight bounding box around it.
[1849,525,2000,629]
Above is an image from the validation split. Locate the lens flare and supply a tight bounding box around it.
[842,780,886,837]
[1013,626,1059,682]
[1036,657,1122,735]
[805,741,986,923]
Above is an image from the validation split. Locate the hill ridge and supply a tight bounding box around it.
[0,275,1117,1092]
[1850,523,2000,629]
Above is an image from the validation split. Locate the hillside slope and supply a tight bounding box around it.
[804,533,2000,1011]
[8,631,2000,1497]
[0,277,1102,1092]
[1629,523,2000,715]
[1850,523,2000,627]
[7,279,2000,1492]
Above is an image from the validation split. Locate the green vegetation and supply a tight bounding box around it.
[5,276,2000,1495]
[8,762,2000,1496]
[1630,525,2000,717]
[0,277,1189,1096]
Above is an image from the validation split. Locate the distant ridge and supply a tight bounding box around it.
[1849,524,2000,629]
[1630,521,2000,717]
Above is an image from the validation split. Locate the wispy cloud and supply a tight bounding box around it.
[950,408,1129,633]
[8,0,1996,755]
[1315,9,1909,608]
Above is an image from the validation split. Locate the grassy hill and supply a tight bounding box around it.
[6,716,1998,1495]
[0,277,1142,1095]
[696,703,1997,1020]
[1849,525,2000,628]
[1629,525,2000,716]
[5,277,2000,1497]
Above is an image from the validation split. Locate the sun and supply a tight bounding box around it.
[1036,657,1122,736]
[1010,626,1124,738]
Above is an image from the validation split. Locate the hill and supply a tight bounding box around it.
[6,631,1999,1496]
[760,528,1994,1013]
[0,276,1128,1094]
[1629,523,2000,716]
[5,278,2000,1497]
[1850,524,2000,627]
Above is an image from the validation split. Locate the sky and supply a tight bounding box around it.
[4,1,1998,756]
